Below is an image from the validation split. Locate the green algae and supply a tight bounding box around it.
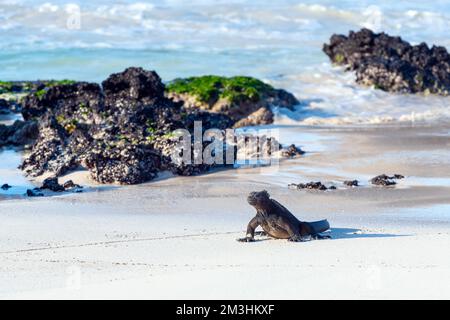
[166,75,274,105]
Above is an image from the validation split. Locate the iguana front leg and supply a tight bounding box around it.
[237,216,260,242]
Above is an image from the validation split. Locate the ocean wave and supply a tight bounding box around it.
[277,111,450,126]
[2,1,450,126]
[3,1,450,50]
[272,63,450,126]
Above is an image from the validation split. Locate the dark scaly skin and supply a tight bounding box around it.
[237,190,331,242]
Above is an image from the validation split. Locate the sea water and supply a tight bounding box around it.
[1,0,450,125]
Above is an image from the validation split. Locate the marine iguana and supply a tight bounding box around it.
[238,190,331,242]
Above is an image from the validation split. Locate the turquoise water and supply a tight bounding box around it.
[2,0,450,124]
[0,148,35,196]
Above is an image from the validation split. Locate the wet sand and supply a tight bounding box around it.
[0,124,449,299]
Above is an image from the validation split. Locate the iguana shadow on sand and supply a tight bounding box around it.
[237,190,331,242]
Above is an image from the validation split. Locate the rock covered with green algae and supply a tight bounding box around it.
[0,81,29,114]
[22,81,102,122]
[14,68,298,185]
[0,80,77,114]
[165,75,299,127]
[0,81,44,148]
[19,68,238,184]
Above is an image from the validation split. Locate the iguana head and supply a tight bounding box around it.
[247,190,271,209]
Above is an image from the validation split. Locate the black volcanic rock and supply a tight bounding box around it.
[371,174,404,186]
[0,99,10,114]
[344,180,359,187]
[20,67,238,185]
[19,67,296,185]
[182,108,234,132]
[0,120,38,147]
[289,181,334,191]
[41,177,65,192]
[20,115,81,177]
[1,183,12,190]
[62,180,82,190]
[22,82,103,121]
[0,98,22,114]
[40,177,82,192]
[323,28,450,94]
[26,188,44,197]
[166,75,299,128]
[83,140,161,185]
[281,144,305,158]
[102,67,165,109]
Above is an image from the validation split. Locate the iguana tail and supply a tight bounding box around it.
[308,219,330,234]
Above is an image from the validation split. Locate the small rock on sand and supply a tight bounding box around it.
[281,144,305,158]
[289,181,336,191]
[344,180,359,187]
[371,174,404,186]
[26,189,44,197]
[1,183,12,190]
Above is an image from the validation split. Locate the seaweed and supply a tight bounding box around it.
[166,75,274,105]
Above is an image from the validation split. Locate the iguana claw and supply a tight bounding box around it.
[237,237,255,242]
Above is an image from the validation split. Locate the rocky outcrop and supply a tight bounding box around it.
[323,28,450,94]
[1,81,55,95]
[0,99,10,114]
[343,180,359,187]
[19,68,240,184]
[20,116,83,177]
[233,107,273,128]
[83,141,161,185]
[102,67,165,108]
[1,80,78,115]
[288,181,336,191]
[0,98,23,114]
[281,144,305,158]
[26,188,44,197]
[17,68,301,185]
[166,76,298,127]
[40,177,82,192]
[22,82,103,121]
[41,177,65,192]
[371,174,404,186]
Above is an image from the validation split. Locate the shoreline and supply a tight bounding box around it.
[1,124,449,299]
[2,0,450,300]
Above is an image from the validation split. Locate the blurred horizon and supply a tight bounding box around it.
[2,0,450,81]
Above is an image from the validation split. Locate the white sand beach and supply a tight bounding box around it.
[3,0,450,302]
[1,124,449,299]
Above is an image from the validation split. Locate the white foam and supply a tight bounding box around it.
[38,3,59,13]
[5,1,449,51]
[272,63,450,126]
[2,1,450,125]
